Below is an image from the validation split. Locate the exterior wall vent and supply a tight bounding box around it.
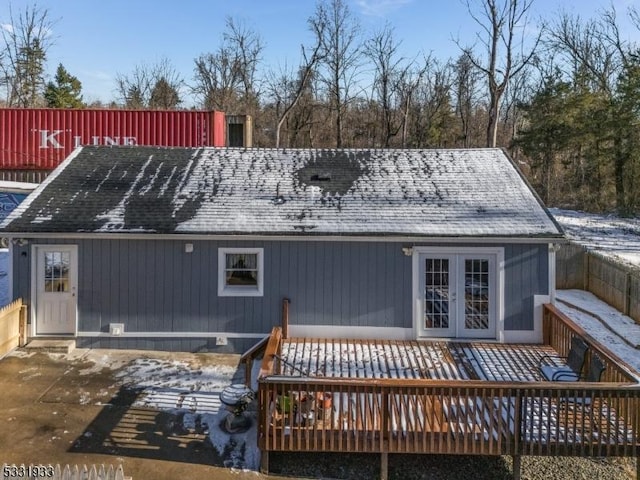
[310,174,331,182]
[109,323,125,336]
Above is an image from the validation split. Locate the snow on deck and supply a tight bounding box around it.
[280,339,556,382]
[557,290,640,379]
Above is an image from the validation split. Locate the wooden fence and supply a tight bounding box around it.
[0,299,26,357]
[0,464,129,480]
[556,243,640,324]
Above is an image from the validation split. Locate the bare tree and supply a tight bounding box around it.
[459,0,541,147]
[545,12,618,92]
[193,46,239,111]
[192,16,264,114]
[398,57,429,148]
[313,0,362,148]
[224,17,264,106]
[0,3,56,106]
[501,63,535,151]
[409,60,456,148]
[115,63,149,108]
[115,57,183,109]
[453,54,482,147]
[364,24,414,147]
[269,16,325,148]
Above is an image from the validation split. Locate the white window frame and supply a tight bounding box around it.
[218,247,264,297]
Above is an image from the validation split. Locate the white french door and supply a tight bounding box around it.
[34,245,78,335]
[414,248,502,339]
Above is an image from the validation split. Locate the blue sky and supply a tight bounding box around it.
[1,0,639,105]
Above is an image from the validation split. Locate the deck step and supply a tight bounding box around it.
[25,338,76,354]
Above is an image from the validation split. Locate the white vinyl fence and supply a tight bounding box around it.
[1,464,130,480]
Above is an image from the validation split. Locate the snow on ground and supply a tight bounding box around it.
[112,356,261,471]
[5,349,263,470]
[549,208,640,269]
[78,352,262,471]
[557,290,640,380]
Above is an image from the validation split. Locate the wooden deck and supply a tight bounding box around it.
[255,304,640,478]
[280,339,555,381]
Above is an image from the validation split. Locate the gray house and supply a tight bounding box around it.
[0,146,563,352]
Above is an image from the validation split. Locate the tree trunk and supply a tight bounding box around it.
[336,107,343,148]
[613,135,627,215]
[486,90,500,148]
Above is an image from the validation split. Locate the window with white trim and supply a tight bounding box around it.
[218,248,264,296]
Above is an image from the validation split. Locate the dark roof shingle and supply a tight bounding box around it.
[0,146,563,237]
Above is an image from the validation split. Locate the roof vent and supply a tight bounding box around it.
[310,173,331,182]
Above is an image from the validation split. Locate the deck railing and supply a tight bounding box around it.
[258,376,640,457]
[543,303,638,383]
[258,305,640,459]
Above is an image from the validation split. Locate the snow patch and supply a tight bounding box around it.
[115,357,260,471]
[78,352,132,375]
[96,155,154,231]
[550,208,640,269]
[556,290,640,380]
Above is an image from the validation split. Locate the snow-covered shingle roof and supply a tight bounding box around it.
[0,146,563,238]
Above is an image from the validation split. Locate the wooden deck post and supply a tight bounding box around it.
[583,251,590,291]
[623,271,631,316]
[512,455,521,480]
[245,359,253,388]
[260,451,269,474]
[282,298,290,339]
[380,452,388,480]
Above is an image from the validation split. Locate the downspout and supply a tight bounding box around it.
[548,243,559,304]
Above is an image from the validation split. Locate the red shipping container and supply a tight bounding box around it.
[0,108,226,170]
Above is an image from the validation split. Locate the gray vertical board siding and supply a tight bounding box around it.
[503,244,549,330]
[277,242,412,328]
[14,238,548,338]
[70,239,411,333]
[12,244,30,304]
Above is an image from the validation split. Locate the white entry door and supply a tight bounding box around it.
[35,246,78,335]
[415,248,501,339]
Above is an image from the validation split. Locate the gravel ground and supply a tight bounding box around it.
[270,453,637,479]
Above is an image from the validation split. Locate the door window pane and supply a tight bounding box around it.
[425,258,449,329]
[464,259,489,330]
[44,251,70,293]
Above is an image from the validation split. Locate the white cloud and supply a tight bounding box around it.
[355,0,413,17]
[1,23,13,34]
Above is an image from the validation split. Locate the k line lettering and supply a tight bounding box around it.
[35,130,137,149]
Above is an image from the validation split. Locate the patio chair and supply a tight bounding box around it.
[585,353,606,383]
[539,337,588,382]
[561,353,606,407]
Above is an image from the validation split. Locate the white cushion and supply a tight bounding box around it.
[540,365,579,382]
